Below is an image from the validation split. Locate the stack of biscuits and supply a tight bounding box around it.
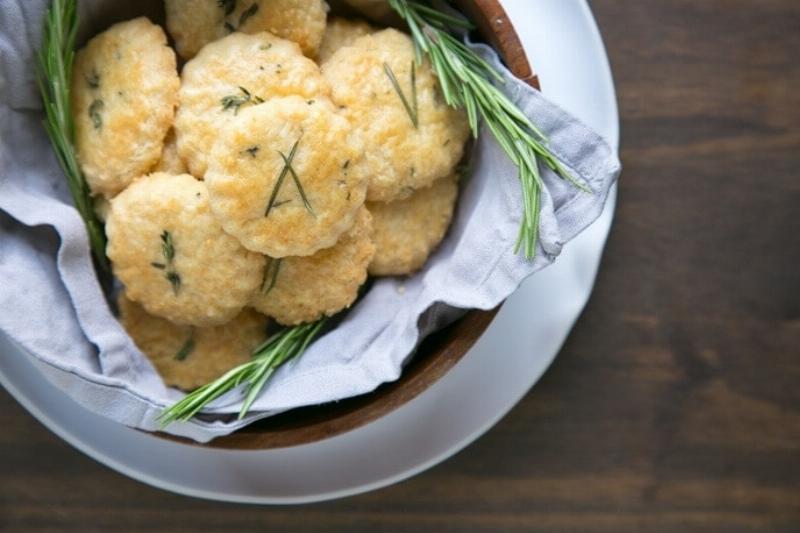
[71,1,469,389]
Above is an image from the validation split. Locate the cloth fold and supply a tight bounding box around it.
[0,0,620,442]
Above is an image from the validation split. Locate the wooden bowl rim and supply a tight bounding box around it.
[161,0,537,450]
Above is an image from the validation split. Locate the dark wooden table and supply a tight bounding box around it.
[2,1,798,531]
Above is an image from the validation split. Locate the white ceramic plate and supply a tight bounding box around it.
[0,0,618,504]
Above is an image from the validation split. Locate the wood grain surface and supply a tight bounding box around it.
[1,0,799,531]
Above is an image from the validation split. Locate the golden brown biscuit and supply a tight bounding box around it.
[368,173,458,276]
[174,31,330,177]
[165,0,328,59]
[71,17,179,198]
[205,96,366,257]
[316,17,374,64]
[322,29,469,202]
[251,208,374,325]
[106,173,265,327]
[118,294,268,390]
[151,129,188,175]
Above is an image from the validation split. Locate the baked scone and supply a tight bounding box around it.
[106,173,265,326]
[174,31,330,177]
[316,16,374,64]
[205,96,366,257]
[251,208,374,325]
[368,173,458,276]
[322,29,469,202]
[118,294,268,390]
[71,17,179,198]
[165,0,328,59]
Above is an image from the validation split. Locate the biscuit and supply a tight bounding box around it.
[174,31,330,177]
[71,17,179,198]
[205,96,366,257]
[106,173,265,327]
[321,29,469,202]
[118,294,268,390]
[316,17,374,64]
[368,173,458,276]
[251,207,374,325]
[165,0,328,59]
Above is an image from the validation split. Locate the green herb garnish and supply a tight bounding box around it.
[88,98,103,130]
[384,61,419,128]
[155,230,181,295]
[261,258,282,294]
[265,136,303,216]
[220,86,264,115]
[218,0,236,16]
[174,334,196,361]
[238,3,258,27]
[158,319,327,425]
[37,0,109,273]
[243,145,260,157]
[388,0,590,258]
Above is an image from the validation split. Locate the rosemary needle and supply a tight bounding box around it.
[384,62,419,128]
[265,137,302,216]
[156,230,181,295]
[174,334,196,361]
[278,151,314,215]
[261,258,282,294]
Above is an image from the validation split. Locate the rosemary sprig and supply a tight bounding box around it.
[388,0,590,258]
[384,61,419,128]
[158,319,327,425]
[220,86,264,115]
[37,0,109,272]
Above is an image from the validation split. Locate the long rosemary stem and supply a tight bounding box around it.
[388,0,590,259]
[37,0,110,272]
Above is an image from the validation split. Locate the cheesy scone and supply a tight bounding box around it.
[368,173,458,276]
[205,96,366,257]
[71,17,179,198]
[174,31,330,177]
[322,29,469,202]
[118,294,268,390]
[165,0,328,59]
[251,208,374,325]
[316,16,374,64]
[107,173,265,327]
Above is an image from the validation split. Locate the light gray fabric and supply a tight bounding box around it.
[0,0,620,442]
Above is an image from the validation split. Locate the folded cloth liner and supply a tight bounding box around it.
[0,0,621,442]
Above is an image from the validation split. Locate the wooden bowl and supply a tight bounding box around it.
[172,0,538,449]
